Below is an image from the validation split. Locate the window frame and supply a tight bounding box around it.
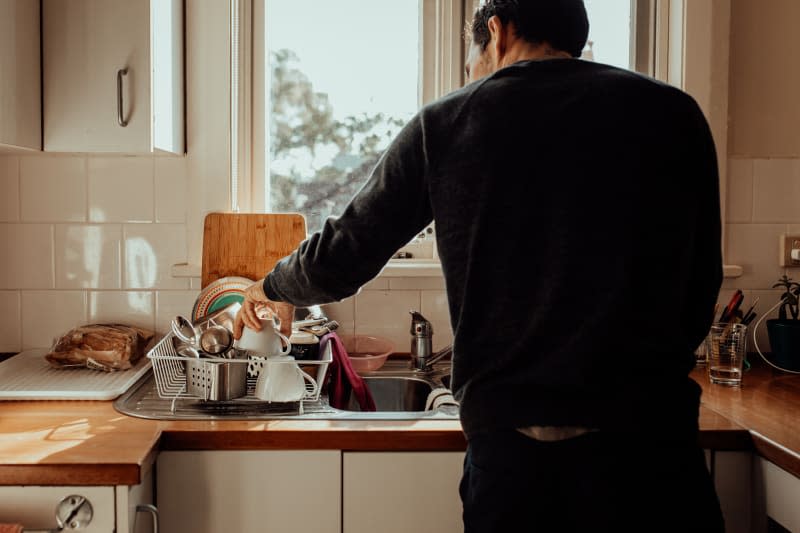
[235,0,467,216]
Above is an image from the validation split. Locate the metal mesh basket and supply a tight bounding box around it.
[147,332,331,403]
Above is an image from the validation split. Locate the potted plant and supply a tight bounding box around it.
[767,275,800,371]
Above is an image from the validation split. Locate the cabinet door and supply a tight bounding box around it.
[712,451,752,533]
[0,486,115,532]
[0,0,41,151]
[117,464,157,533]
[752,457,800,533]
[157,450,341,533]
[43,0,151,152]
[343,452,465,533]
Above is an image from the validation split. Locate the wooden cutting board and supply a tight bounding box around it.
[201,213,307,288]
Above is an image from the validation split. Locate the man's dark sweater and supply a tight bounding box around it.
[263,59,723,439]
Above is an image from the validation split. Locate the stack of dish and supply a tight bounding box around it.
[192,276,253,321]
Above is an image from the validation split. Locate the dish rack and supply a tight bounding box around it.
[147,332,332,407]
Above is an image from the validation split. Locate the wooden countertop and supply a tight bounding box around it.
[0,364,797,486]
[692,362,800,477]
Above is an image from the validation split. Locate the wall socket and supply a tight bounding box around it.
[779,234,800,267]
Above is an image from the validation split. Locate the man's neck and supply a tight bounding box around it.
[498,43,572,69]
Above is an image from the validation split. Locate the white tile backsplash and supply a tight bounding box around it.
[20,156,87,222]
[0,157,20,222]
[421,290,453,351]
[55,225,122,289]
[89,291,155,332]
[155,290,200,336]
[155,157,188,223]
[0,291,21,352]
[725,223,787,288]
[89,157,155,223]
[21,290,87,349]
[361,278,389,291]
[753,159,800,223]
[124,224,189,289]
[726,159,753,223]
[321,296,356,336]
[355,290,421,351]
[389,277,447,291]
[0,224,54,289]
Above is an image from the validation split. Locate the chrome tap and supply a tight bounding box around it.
[409,311,452,371]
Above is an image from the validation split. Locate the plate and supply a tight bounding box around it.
[192,276,254,322]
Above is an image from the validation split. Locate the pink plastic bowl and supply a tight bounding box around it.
[339,334,394,373]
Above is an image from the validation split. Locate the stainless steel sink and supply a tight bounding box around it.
[113,360,457,421]
[343,376,433,412]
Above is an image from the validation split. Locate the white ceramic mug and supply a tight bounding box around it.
[254,355,318,402]
[235,317,292,356]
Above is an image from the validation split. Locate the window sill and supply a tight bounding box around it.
[173,262,740,280]
[171,260,444,280]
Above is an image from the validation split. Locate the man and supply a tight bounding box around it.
[235,1,724,530]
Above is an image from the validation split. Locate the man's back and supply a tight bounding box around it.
[422,59,722,438]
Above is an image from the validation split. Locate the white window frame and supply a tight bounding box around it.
[235,0,466,216]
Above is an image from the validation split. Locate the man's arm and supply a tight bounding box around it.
[265,112,435,307]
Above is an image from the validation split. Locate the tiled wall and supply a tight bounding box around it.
[2,153,798,356]
[722,157,800,351]
[0,153,453,353]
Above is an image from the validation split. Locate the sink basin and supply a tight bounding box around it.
[343,376,433,412]
[114,360,457,421]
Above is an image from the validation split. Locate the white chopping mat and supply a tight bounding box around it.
[0,349,151,400]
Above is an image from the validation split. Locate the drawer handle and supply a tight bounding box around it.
[135,504,160,533]
[117,68,129,127]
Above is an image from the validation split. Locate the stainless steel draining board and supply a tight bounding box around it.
[113,371,460,421]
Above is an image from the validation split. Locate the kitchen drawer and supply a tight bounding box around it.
[0,486,115,532]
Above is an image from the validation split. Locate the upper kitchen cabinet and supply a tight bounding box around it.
[43,0,185,154]
[0,0,41,152]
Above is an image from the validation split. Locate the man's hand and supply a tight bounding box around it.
[233,278,295,339]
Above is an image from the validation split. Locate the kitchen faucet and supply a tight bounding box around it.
[409,310,453,371]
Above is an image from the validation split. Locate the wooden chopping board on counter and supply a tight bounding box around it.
[201,212,307,288]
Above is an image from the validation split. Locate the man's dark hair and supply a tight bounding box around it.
[471,0,589,58]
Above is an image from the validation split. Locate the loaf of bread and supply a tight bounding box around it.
[45,324,155,371]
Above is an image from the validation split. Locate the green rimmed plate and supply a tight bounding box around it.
[192,276,254,322]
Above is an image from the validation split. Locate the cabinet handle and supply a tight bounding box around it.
[134,504,160,533]
[117,68,129,127]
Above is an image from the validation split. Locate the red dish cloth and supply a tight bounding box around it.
[0,525,22,533]
[320,332,376,411]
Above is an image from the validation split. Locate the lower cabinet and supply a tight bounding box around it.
[713,451,752,533]
[711,451,800,533]
[342,451,465,533]
[0,466,155,532]
[752,457,800,533]
[157,450,464,533]
[157,450,341,533]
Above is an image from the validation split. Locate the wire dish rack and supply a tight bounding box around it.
[147,332,332,408]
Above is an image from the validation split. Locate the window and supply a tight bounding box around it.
[238,0,652,236]
[582,0,632,69]
[263,0,422,233]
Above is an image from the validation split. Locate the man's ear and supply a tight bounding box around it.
[487,15,507,65]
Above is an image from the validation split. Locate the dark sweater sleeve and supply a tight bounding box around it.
[262,113,434,306]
